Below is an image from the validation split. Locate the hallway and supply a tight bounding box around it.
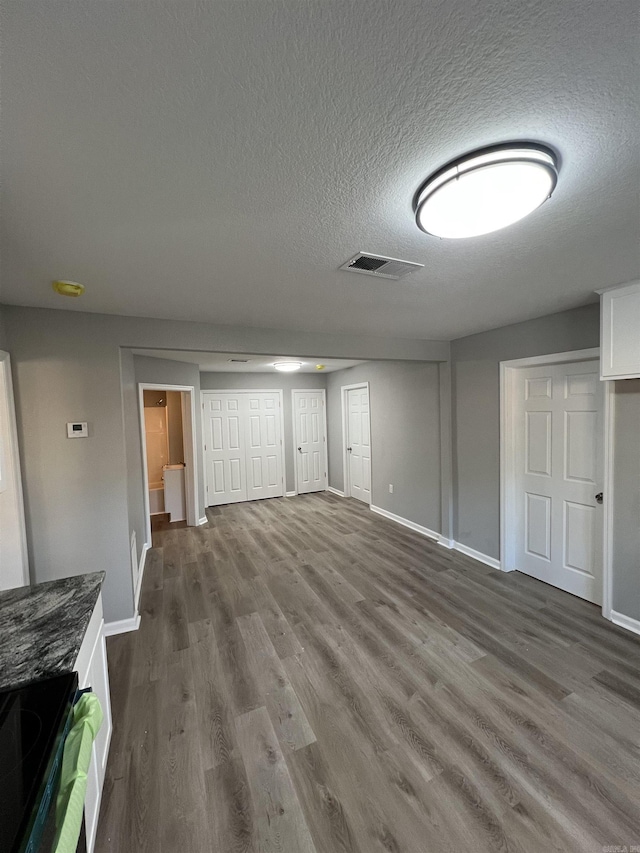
[96,493,640,852]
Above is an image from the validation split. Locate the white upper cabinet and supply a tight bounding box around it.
[599,281,640,380]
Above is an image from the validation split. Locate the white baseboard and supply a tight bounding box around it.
[198,516,208,525]
[438,536,455,549]
[326,486,345,497]
[104,614,141,636]
[610,610,640,637]
[370,504,440,542]
[452,540,502,571]
[285,491,297,497]
[134,542,150,611]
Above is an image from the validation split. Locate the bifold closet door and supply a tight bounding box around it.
[202,391,284,506]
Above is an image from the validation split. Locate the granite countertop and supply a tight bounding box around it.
[0,572,105,691]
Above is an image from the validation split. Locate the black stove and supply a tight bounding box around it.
[0,671,78,853]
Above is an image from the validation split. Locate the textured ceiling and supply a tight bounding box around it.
[1,1,638,340]
[132,350,366,373]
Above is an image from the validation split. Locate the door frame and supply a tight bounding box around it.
[341,382,371,504]
[138,383,199,547]
[499,347,613,616]
[0,350,29,589]
[291,388,328,495]
[201,389,286,505]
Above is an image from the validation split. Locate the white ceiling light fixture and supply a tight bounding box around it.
[273,361,302,372]
[414,143,558,239]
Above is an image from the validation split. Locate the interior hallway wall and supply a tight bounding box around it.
[450,303,600,560]
[200,371,327,495]
[326,361,441,535]
[3,305,444,622]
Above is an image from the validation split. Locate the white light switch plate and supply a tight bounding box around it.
[67,422,88,438]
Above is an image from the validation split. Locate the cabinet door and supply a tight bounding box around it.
[83,631,112,853]
[601,282,640,379]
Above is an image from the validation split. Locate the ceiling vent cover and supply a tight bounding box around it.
[228,358,251,363]
[340,253,424,280]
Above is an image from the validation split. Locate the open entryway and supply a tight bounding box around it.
[138,383,199,548]
[501,350,608,604]
[202,390,284,506]
[342,382,371,504]
[292,389,327,494]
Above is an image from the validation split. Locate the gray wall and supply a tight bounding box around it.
[451,303,600,559]
[3,304,443,622]
[612,380,640,621]
[200,371,327,494]
[0,305,6,350]
[327,361,442,534]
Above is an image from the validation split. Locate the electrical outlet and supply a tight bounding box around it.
[388,484,394,493]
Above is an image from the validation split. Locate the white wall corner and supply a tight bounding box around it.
[453,540,503,571]
[438,536,455,549]
[104,613,141,637]
[327,486,345,497]
[609,610,640,637]
[369,504,440,542]
[134,542,150,611]
[198,516,208,525]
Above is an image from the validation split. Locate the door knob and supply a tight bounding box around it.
[297,446,302,452]
[595,492,603,504]
[347,446,352,452]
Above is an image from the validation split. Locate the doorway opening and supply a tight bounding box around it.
[341,382,371,504]
[500,348,611,606]
[138,383,199,545]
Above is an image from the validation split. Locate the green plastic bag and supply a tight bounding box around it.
[53,692,103,853]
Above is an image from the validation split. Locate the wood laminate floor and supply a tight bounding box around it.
[95,493,640,853]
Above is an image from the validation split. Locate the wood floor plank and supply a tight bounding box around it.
[237,611,316,751]
[96,493,640,853]
[235,706,318,853]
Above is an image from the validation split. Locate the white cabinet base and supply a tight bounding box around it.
[74,593,113,853]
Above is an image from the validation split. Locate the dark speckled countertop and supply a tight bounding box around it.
[0,572,105,691]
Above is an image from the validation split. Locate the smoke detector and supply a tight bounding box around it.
[339,253,423,280]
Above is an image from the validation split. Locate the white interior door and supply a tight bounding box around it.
[293,390,327,494]
[203,393,247,505]
[514,360,604,603]
[203,391,284,506]
[347,386,371,504]
[244,392,284,501]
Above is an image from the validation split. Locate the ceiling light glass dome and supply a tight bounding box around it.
[415,143,558,238]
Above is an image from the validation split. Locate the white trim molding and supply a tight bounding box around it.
[326,486,345,497]
[285,491,297,498]
[610,610,640,637]
[104,614,141,637]
[134,542,150,611]
[370,504,439,542]
[198,516,208,526]
[452,541,502,571]
[438,536,455,549]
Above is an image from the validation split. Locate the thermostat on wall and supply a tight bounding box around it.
[67,422,88,438]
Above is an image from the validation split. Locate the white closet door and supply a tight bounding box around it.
[293,390,326,494]
[244,392,284,501]
[202,393,247,505]
[202,391,284,506]
[347,387,371,504]
[514,360,604,603]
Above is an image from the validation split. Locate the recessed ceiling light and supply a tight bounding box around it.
[273,361,302,372]
[315,364,325,370]
[414,143,558,238]
[52,279,85,297]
